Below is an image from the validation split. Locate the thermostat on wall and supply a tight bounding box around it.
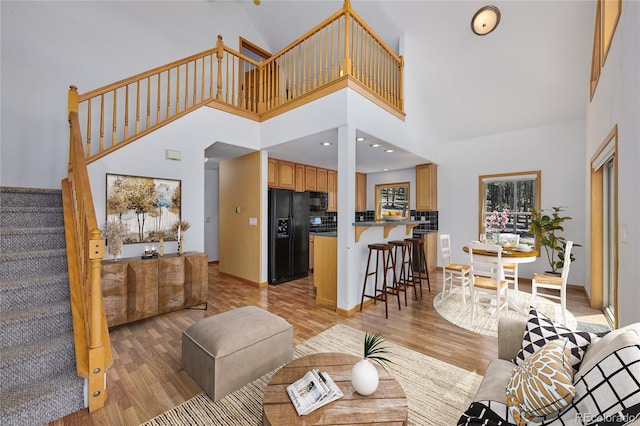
[165,149,182,161]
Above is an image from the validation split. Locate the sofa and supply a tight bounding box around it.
[459,307,640,425]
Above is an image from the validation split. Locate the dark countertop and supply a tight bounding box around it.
[352,220,424,226]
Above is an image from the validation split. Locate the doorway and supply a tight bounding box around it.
[590,125,618,329]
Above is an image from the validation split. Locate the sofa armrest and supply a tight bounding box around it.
[498,317,527,361]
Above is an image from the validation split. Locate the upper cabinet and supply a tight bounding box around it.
[416,164,437,211]
[277,160,296,190]
[317,168,328,192]
[355,172,367,212]
[327,170,337,212]
[268,158,278,187]
[305,166,317,191]
[295,164,305,192]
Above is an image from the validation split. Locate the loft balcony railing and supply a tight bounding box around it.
[69,0,404,163]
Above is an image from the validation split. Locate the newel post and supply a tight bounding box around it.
[216,35,224,100]
[88,227,107,411]
[342,0,352,77]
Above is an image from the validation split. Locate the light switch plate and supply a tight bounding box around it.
[249,217,257,226]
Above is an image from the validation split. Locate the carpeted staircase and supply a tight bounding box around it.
[1,187,85,425]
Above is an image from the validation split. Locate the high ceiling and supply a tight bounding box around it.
[207,0,595,173]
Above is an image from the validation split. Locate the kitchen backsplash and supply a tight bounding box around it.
[354,210,439,232]
[309,211,337,231]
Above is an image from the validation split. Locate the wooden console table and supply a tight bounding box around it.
[101,252,208,327]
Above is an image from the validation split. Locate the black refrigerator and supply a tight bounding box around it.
[268,188,310,285]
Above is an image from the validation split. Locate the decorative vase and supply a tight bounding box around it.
[351,358,379,395]
[179,235,184,255]
[159,239,164,256]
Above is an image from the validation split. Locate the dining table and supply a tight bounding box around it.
[462,244,539,314]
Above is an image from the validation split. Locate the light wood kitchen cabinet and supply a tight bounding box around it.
[416,163,437,211]
[423,233,438,272]
[314,236,337,308]
[316,168,328,192]
[101,252,207,327]
[305,166,317,191]
[355,172,366,211]
[277,160,296,190]
[268,158,278,187]
[327,170,337,212]
[309,235,314,270]
[295,163,305,192]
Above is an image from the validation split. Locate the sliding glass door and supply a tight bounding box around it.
[602,159,616,325]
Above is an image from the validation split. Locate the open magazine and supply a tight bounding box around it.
[286,369,344,416]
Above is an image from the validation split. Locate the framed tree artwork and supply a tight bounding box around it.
[106,173,181,244]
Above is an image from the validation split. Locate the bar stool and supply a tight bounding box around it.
[389,240,413,304]
[360,243,399,318]
[405,237,431,298]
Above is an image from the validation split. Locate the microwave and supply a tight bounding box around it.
[309,191,328,211]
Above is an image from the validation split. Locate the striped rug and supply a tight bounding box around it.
[142,324,483,425]
[433,287,578,337]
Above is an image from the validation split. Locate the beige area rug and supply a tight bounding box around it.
[142,324,483,425]
[433,287,578,337]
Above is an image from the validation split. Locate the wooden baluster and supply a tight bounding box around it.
[99,94,105,153]
[86,100,92,158]
[146,77,151,128]
[135,81,140,135]
[216,35,223,101]
[343,1,351,77]
[166,70,171,119]
[111,90,117,147]
[193,58,198,105]
[176,64,181,114]
[156,74,161,124]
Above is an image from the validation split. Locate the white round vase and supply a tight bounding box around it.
[351,358,379,395]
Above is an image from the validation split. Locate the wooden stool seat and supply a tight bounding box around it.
[360,243,399,318]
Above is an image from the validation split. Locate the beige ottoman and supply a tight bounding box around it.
[181,305,293,401]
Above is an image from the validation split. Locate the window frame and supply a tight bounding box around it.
[478,170,541,247]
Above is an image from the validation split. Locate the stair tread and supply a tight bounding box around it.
[0,273,68,290]
[1,371,84,419]
[0,333,74,367]
[0,226,65,234]
[0,300,70,323]
[0,247,67,261]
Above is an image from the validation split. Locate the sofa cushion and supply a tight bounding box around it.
[473,359,516,403]
[576,323,640,381]
[514,306,596,372]
[506,339,576,425]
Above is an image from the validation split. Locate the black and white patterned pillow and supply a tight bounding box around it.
[514,307,595,372]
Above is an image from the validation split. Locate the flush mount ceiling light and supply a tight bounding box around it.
[471,5,501,36]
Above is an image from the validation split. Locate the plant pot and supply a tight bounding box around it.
[351,358,379,395]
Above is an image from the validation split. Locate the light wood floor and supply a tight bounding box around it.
[52,263,603,425]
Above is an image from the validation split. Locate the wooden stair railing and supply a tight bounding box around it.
[74,0,403,163]
[63,87,113,412]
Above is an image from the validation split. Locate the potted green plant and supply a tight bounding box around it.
[351,332,393,396]
[528,206,578,274]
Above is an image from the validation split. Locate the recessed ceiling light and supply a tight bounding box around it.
[370,143,381,148]
[471,5,501,36]
[320,142,333,146]
[384,149,395,153]
[383,168,389,171]
[356,137,366,142]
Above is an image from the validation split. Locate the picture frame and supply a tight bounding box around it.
[106,173,181,244]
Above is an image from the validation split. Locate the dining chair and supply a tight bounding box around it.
[499,233,520,291]
[439,234,471,303]
[531,241,574,325]
[468,241,509,325]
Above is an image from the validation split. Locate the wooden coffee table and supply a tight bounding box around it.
[262,352,408,425]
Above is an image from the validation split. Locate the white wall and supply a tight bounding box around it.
[438,120,586,286]
[585,2,640,327]
[87,107,260,259]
